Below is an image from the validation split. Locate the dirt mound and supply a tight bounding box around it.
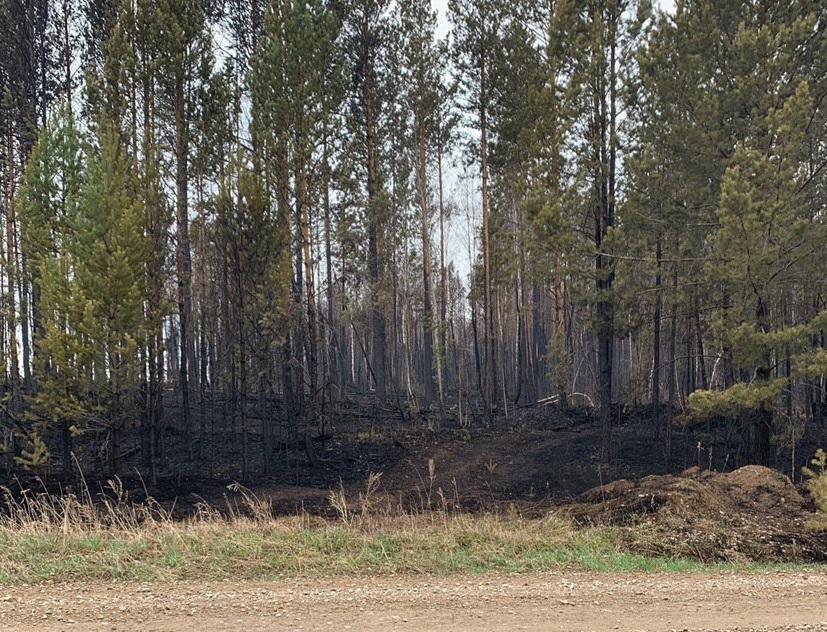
[564,465,827,562]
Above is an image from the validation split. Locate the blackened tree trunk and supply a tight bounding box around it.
[652,236,662,435]
[363,58,388,403]
[174,68,193,455]
[417,128,435,410]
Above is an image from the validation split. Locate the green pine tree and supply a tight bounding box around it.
[28,125,148,474]
[16,104,84,471]
[687,25,827,463]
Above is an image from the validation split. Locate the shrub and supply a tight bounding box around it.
[803,449,827,531]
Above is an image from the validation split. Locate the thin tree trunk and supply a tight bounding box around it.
[417,124,435,410]
[322,134,336,421]
[652,236,662,435]
[298,156,319,437]
[666,258,678,470]
[363,64,387,402]
[174,67,193,456]
[480,63,495,421]
[437,145,447,402]
[3,122,20,417]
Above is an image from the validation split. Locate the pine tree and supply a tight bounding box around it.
[212,155,279,478]
[448,0,506,419]
[28,124,147,474]
[632,0,827,466]
[399,0,445,411]
[1,87,22,426]
[250,0,342,461]
[341,0,392,403]
[251,0,299,443]
[155,0,212,452]
[17,104,83,473]
[690,81,825,465]
[548,0,651,459]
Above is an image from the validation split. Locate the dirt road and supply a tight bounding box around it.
[1,571,825,631]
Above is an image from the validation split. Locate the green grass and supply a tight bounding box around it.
[0,484,820,584]
[0,513,813,585]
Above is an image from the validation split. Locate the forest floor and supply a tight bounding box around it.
[2,406,826,629]
[1,405,823,577]
[83,402,826,518]
[179,403,826,505]
[2,570,826,631]
[105,403,825,564]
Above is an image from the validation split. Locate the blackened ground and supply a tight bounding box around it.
[22,400,824,519]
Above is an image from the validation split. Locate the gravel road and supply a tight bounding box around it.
[1,571,825,631]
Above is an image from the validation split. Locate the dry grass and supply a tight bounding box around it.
[0,475,811,585]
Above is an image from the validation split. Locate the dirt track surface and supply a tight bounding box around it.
[1,571,826,632]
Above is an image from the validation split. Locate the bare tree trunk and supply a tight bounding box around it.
[298,156,319,437]
[236,265,248,480]
[275,137,297,444]
[322,135,336,421]
[20,250,31,391]
[142,63,162,484]
[694,300,708,390]
[596,2,617,462]
[174,67,193,457]
[480,67,495,421]
[552,252,567,406]
[417,126,435,410]
[666,258,678,469]
[652,236,662,435]
[3,122,20,417]
[363,63,387,403]
[437,146,447,402]
[753,297,772,466]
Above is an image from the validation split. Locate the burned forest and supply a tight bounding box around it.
[0,0,825,522]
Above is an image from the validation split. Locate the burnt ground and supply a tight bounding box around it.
[8,401,827,561]
[20,401,827,513]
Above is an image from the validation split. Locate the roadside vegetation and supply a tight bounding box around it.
[1,469,823,585]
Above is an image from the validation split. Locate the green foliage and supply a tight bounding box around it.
[796,350,827,381]
[249,0,344,341]
[688,380,787,419]
[155,0,210,72]
[251,0,343,165]
[13,433,50,469]
[15,106,86,466]
[726,323,811,372]
[28,124,148,452]
[213,156,285,346]
[802,450,827,531]
[18,104,84,303]
[675,4,826,447]
[709,96,812,320]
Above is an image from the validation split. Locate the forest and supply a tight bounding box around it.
[0,0,825,496]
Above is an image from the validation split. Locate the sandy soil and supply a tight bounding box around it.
[1,571,826,631]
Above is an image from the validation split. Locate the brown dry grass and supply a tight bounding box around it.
[0,466,820,585]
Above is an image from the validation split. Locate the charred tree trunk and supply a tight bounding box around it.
[363,58,387,403]
[174,67,193,456]
[652,236,662,434]
[298,156,320,436]
[417,125,435,410]
[480,65,495,421]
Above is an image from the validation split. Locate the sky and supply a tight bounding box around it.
[433,0,450,37]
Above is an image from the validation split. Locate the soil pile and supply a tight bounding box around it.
[564,465,827,562]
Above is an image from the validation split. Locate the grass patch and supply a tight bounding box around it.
[0,481,817,584]
[0,512,811,584]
